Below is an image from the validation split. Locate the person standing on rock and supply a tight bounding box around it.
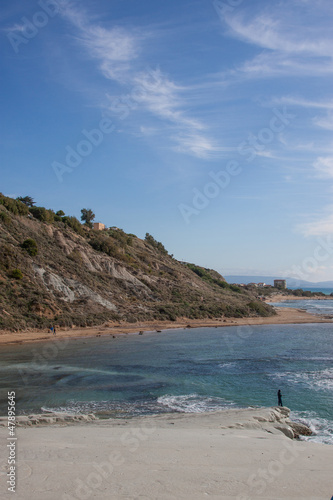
[277,389,283,407]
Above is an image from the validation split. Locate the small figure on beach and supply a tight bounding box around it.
[277,389,283,407]
[49,326,53,334]
[53,326,56,336]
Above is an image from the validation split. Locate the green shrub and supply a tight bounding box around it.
[29,206,55,223]
[10,269,23,280]
[0,211,12,226]
[89,235,120,258]
[21,239,38,256]
[0,194,29,216]
[248,301,272,317]
[62,216,84,235]
[186,263,233,291]
[108,229,132,247]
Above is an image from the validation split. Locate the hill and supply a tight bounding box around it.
[0,194,274,330]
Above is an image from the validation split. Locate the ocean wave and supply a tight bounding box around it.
[291,410,333,445]
[218,362,238,370]
[157,393,235,413]
[272,368,333,391]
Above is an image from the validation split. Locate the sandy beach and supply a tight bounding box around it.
[1,305,332,346]
[1,301,333,499]
[1,406,332,499]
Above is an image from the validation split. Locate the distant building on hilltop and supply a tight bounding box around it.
[93,222,105,231]
[274,279,286,289]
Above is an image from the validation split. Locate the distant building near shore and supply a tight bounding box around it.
[248,282,258,287]
[257,282,266,287]
[274,279,286,289]
[93,222,105,231]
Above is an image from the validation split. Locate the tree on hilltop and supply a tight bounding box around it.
[17,196,35,207]
[81,208,95,228]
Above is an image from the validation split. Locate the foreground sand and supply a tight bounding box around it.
[1,407,332,499]
[1,306,332,346]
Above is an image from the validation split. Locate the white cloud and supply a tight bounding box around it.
[61,3,140,82]
[173,133,229,159]
[132,69,204,131]
[314,112,333,130]
[60,5,222,159]
[225,12,333,56]
[299,211,333,236]
[273,97,333,109]
[220,3,333,81]
[313,157,333,178]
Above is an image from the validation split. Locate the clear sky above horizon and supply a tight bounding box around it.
[1,0,333,281]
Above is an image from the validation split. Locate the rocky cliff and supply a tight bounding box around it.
[0,194,274,330]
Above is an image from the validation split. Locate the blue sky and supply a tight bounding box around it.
[1,0,333,281]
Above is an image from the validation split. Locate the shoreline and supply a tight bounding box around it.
[1,406,332,499]
[0,305,332,346]
[266,292,333,303]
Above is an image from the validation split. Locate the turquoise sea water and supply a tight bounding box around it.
[0,322,333,444]
[270,298,333,316]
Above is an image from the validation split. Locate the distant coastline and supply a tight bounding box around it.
[266,293,333,303]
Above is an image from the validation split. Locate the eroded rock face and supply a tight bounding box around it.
[33,265,116,311]
[225,407,312,440]
[288,421,313,437]
[0,413,96,427]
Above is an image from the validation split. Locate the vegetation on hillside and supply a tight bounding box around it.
[0,193,275,330]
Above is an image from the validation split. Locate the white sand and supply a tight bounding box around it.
[1,407,332,499]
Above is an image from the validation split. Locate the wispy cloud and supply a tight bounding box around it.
[313,156,333,178]
[313,112,333,131]
[220,3,333,81]
[225,11,333,57]
[61,2,140,82]
[299,209,333,236]
[59,2,220,159]
[272,96,333,109]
